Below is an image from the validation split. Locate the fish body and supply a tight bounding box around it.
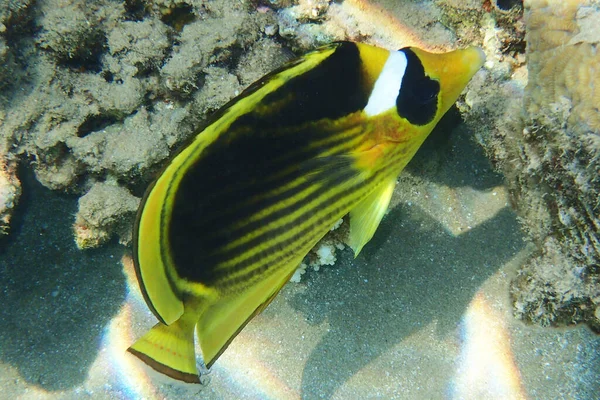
[128,41,485,383]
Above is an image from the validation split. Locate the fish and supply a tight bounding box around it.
[128,41,485,383]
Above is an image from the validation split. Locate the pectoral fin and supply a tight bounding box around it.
[348,177,396,256]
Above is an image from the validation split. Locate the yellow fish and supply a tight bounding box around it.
[128,41,485,383]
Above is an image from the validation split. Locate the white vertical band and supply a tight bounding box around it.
[364,51,407,117]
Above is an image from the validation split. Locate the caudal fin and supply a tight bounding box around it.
[128,318,200,384]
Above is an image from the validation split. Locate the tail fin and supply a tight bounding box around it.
[128,316,200,384]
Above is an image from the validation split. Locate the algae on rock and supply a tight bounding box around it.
[475,0,600,332]
[73,181,140,249]
[510,0,600,332]
[0,0,286,243]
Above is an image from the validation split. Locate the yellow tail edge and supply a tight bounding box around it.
[127,320,200,384]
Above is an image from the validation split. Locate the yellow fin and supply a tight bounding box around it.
[134,174,185,325]
[348,177,396,256]
[196,261,299,368]
[127,310,199,383]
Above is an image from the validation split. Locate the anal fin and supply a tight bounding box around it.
[196,260,300,368]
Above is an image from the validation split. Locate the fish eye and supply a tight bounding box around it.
[396,48,440,125]
[413,78,440,105]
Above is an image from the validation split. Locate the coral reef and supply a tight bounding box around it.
[0,0,285,243]
[473,0,600,331]
[0,0,463,248]
[511,0,600,331]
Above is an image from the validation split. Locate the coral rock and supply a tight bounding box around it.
[0,162,20,235]
[73,181,140,249]
[509,0,600,332]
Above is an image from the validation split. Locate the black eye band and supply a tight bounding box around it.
[396,48,440,126]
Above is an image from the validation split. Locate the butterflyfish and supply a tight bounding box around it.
[128,41,485,383]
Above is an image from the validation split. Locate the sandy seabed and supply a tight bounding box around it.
[1,123,598,400]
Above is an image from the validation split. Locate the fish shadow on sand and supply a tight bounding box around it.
[0,169,126,391]
[288,123,525,398]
